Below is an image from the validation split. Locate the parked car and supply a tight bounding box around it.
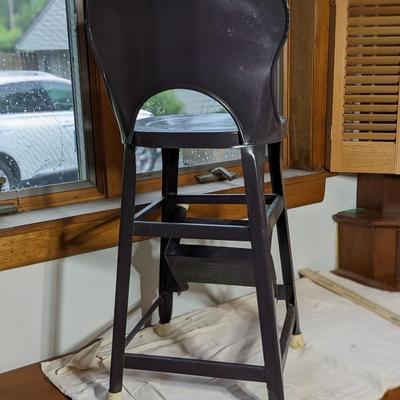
[0,70,159,192]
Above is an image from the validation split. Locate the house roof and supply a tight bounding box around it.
[16,0,69,52]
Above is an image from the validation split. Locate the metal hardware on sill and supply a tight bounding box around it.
[0,177,18,216]
[195,167,238,184]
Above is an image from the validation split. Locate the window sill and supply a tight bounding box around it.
[0,169,332,272]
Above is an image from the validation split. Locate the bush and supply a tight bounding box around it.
[142,90,183,116]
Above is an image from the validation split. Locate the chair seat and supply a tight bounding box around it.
[133,113,241,148]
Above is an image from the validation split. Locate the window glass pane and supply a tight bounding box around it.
[0,81,49,113]
[40,81,74,111]
[136,55,283,175]
[137,89,241,174]
[0,0,89,194]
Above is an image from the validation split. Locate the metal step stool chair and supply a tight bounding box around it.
[87,0,303,399]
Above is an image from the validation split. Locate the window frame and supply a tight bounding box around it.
[287,0,330,171]
[0,0,329,212]
[0,0,98,208]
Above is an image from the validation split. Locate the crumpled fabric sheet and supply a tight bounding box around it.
[42,273,400,400]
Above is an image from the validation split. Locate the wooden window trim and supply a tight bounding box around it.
[0,171,332,272]
[288,0,331,171]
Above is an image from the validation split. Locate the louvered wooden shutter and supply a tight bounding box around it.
[330,0,400,173]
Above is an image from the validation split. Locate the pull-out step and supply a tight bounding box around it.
[165,241,294,302]
[165,242,255,287]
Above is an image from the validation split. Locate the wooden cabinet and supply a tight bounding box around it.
[334,174,400,291]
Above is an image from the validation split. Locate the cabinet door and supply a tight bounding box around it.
[329,0,400,174]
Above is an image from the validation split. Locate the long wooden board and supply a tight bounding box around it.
[298,268,400,327]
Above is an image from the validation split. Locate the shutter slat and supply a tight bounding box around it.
[347,66,400,74]
[348,36,400,45]
[349,16,400,25]
[345,94,398,102]
[346,75,399,84]
[346,85,399,94]
[343,133,396,140]
[349,6,400,16]
[344,114,398,121]
[347,47,400,56]
[348,26,400,35]
[347,56,400,65]
[350,0,400,5]
[344,123,397,131]
[344,104,398,112]
[344,123,397,132]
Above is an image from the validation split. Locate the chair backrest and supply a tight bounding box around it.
[87,0,289,145]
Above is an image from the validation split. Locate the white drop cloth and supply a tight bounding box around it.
[42,273,400,400]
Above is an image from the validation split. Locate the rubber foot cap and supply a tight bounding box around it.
[290,333,305,350]
[153,322,172,337]
[107,392,122,400]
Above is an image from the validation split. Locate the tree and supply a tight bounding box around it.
[0,0,48,51]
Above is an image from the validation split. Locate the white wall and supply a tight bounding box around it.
[0,175,356,373]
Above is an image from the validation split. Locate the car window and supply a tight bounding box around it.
[0,82,49,114]
[41,81,74,111]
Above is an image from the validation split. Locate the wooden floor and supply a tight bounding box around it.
[0,363,399,399]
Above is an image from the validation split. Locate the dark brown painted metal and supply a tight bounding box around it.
[172,194,277,205]
[86,0,289,146]
[159,149,180,323]
[124,354,266,383]
[134,126,241,149]
[165,243,255,287]
[280,305,296,367]
[133,220,250,241]
[86,1,299,399]
[134,198,164,221]
[241,145,284,399]
[269,142,301,335]
[125,295,163,347]
[108,145,136,395]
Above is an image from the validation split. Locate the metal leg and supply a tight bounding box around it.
[108,145,136,397]
[241,145,285,400]
[158,149,180,324]
[268,142,302,338]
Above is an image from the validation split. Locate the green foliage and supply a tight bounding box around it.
[16,0,48,30]
[142,91,183,116]
[0,0,48,50]
[0,26,21,50]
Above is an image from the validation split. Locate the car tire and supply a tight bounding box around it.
[0,160,19,191]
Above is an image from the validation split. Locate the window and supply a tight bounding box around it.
[41,81,74,111]
[0,81,49,114]
[0,0,92,196]
[0,0,289,208]
[137,89,242,174]
[135,56,284,175]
